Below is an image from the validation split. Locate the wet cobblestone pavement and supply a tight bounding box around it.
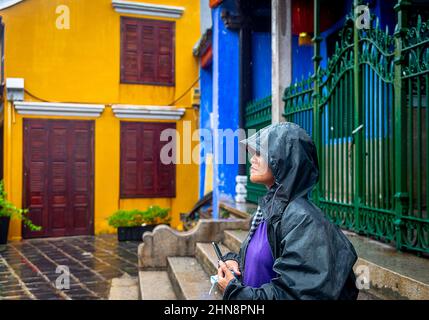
[0,235,139,300]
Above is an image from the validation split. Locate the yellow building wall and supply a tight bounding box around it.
[1,0,201,240]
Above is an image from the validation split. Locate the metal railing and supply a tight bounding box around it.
[282,0,429,254]
[244,95,272,203]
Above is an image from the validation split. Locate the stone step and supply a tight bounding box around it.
[109,274,139,300]
[223,229,247,254]
[167,257,222,300]
[346,231,429,300]
[138,271,177,300]
[195,240,381,301]
[195,242,232,276]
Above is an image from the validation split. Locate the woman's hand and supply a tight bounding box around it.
[217,260,240,292]
[224,260,241,276]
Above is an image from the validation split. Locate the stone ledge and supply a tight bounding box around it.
[111,104,186,120]
[0,0,24,10]
[346,231,429,300]
[14,101,105,117]
[354,257,429,300]
[112,0,185,19]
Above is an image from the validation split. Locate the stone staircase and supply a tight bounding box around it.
[137,202,429,300]
[137,227,381,300]
[138,228,247,300]
[137,227,384,300]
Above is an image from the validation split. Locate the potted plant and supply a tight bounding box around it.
[0,180,41,245]
[107,205,171,241]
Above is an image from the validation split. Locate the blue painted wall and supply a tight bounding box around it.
[374,0,396,31]
[211,4,240,218]
[200,1,274,211]
[199,64,213,198]
[251,32,272,101]
[292,35,313,82]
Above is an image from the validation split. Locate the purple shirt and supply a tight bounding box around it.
[243,221,277,288]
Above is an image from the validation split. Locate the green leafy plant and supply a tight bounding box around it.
[0,180,42,231]
[107,205,171,228]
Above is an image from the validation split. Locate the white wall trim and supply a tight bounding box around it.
[112,104,186,120]
[14,102,105,117]
[0,0,24,10]
[112,0,184,19]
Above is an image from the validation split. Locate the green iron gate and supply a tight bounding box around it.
[283,0,429,254]
[400,13,429,253]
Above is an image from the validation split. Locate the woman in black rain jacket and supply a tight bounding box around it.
[217,122,359,300]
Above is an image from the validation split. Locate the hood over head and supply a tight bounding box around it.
[242,122,319,204]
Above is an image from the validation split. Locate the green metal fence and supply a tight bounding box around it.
[283,0,429,254]
[245,95,272,203]
[400,13,429,253]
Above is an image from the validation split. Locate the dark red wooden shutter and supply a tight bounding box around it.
[140,124,156,196]
[121,18,140,83]
[156,22,174,85]
[120,122,176,198]
[156,123,176,197]
[140,23,157,84]
[121,17,175,85]
[121,122,140,197]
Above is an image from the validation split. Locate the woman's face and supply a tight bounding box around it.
[249,151,275,188]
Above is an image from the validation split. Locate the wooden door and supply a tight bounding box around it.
[23,119,94,238]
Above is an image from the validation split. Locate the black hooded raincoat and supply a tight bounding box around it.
[221,122,359,300]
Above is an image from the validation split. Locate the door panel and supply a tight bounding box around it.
[49,122,68,236]
[69,122,93,235]
[24,122,49,238]
[23,119,94,238]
